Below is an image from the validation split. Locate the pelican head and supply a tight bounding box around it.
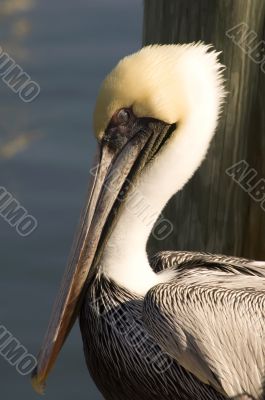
[32,43,225,393]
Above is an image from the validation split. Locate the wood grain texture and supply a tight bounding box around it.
[143,0,265,260]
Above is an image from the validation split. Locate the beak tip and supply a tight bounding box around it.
[31,367,46,395]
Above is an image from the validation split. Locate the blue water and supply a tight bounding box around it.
[0,1,143,398]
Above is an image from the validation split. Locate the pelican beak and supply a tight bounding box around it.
[31,116,174,394]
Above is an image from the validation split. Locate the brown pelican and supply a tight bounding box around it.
[32,44,265,400]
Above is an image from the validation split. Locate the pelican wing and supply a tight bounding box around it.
[151,250,264,274]
[143,254,265,399]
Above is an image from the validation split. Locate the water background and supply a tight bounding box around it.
[0,1,143,398]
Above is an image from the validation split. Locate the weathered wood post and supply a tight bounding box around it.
[144,0,265,260]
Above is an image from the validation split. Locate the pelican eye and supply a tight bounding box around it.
[117,108,131,124]
[103,107,136,151]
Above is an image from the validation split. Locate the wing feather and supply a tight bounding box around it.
[143,257,265,399]
[151,251,265,276]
